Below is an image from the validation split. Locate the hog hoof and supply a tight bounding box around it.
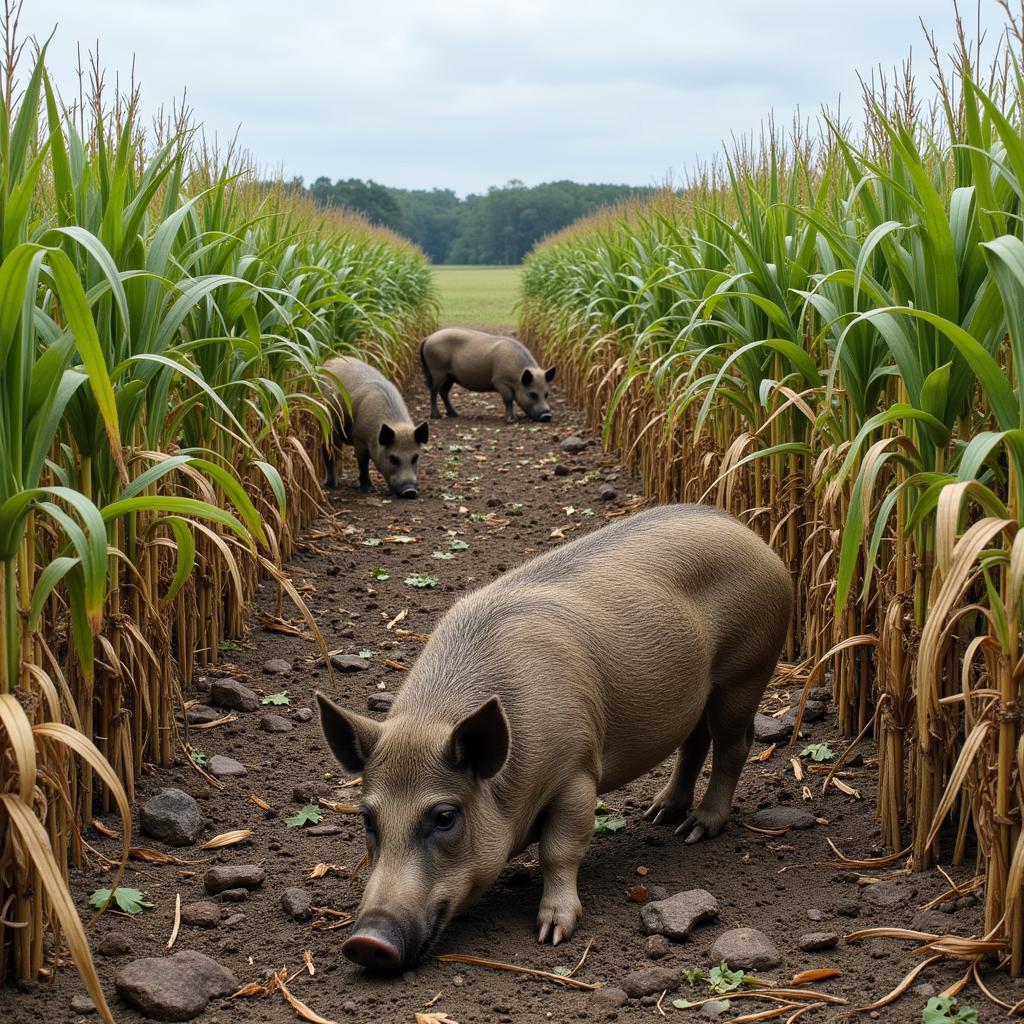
[359,483,373,494]
[445,410,459,418]
[674,807,728,845]
[536,899,580,946]
[643,787,693,826]
[430,412,442,420]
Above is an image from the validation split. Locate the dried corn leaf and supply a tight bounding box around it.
[259,610,304,636]
[167,893,181,949]
[415,1013,459,1024]
[383,535,418,543]
[387,609,409,630]
[250,794,271,810]
[436,953,599,990]
[384,659,409,671]
[129,846,196,865]
[319,799,359,814]
[200,829,253,849]
[92,819,120,839]
[307,863,347,879]
[830,778,861,799]
[790,968,842,984]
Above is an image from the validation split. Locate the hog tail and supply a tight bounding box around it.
[419,337,433,390]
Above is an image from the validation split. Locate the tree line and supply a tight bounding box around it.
[292,177,654,264]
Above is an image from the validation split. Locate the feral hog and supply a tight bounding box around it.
[321,356,428,498]
[420,327,555,422]
[317,504,792,968]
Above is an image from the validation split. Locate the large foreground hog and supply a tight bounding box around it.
[317,504,792,969]
[321,356,428,498]
[420,327,555,422]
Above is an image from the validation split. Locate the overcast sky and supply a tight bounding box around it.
[21,1,1007,195]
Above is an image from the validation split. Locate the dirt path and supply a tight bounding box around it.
[5,379,1003,1023]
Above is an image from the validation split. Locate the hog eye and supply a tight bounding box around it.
[411,454,419,464]
[430,804,460,833]
[388,455,400,466]
[360,807,377,837]
[529,392,538,400]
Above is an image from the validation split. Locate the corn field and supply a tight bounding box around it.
[522,9,1024,978]
[0,23,434,1021]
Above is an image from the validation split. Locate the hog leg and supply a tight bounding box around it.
[440,377,459,417]
[536,773,596,946]
[322,443,338,488]
[355,446,373,493]
[674,671,769,844]
[429,384,442,419]
[643,710,711,825]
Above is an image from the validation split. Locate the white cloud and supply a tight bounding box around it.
[21,0,1010,194]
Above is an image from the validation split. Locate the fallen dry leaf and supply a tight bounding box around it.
[791,968,843,984]
[91,819,120,839]
[258,610,304,636]
[387,609,409,630]
[129,846,196,865]
[384,658,409,671]
[831,778,862,800]
[415,1013,459,1024]
[318,800,359,814]
[307,863,347,879]
[166,893,181,949]
[200,829,252,850]
[626,883,648,903]
[636,865,649,876]
[250,794,271,811]
[383,535,418,544]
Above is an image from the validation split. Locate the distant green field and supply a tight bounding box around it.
[432,265,522,329]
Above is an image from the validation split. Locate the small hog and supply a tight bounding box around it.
[420,327,556,423]
[321,356,428,498]
[317,505,792,969]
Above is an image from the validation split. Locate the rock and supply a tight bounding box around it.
[115,950,237,1021]
[836,900,860,918]
[808,687,832,703]
[222,913,246,927]
[913,910,966,934]
[367,693,395,712]
[753,713,793,743]
[329,654,371,673]
[645,934,671,959]
[293,781,333,804]
[913,983,937,998]
[709,927,781,971]
[184,704,222,725]
[281,887,312,922]
[208,755,247,779]
[641,888,719,939]
[646,884,668,901]
[180,901,221,929]
[209,679,260,712]
[783,700,827,724]
[260,714,292,733]
[702,1001,732,1019]
[620,966,681,998]
[71,994,96,1014]
[798,932,839,952]
[553,463,571,477]
[219,888,249,902]
[486,497,502,507]
[294,707,314,722]
[591,987,628,1009]
[204,864,266,895]
[140,788,203,847]
[806,909,825,921]
[306,823,344,837]
[748,807,816,831]
[264,658,292,675]
[597,484,617,501]
[560,435,588,454]
[97,933,132,957]
[863,879,916,909]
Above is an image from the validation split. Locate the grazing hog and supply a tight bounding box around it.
[321,356,428,498]
[419,327,555,423]
[316,504,792,969]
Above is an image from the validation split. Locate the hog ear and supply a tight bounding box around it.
[544,366,556,382]
[449,695,510,780]
[378,423,396,446]
[413,421,429,445]
[316,692,383,772]
[520,368,533,386]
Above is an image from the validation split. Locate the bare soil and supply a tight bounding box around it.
[4,380,1019,1024]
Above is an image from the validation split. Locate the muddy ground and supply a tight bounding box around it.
[4,365,1021,1024]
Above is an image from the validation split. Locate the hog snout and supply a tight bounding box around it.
[396,484,418,499]
[342,912,409,969]
[536,410,552,422]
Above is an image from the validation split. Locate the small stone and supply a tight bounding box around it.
[180,901,221,928]
[115,950,237,1021]
[139,788,203,847]
[641,888,719,939]
[264,658,292,675]
[560,435,588,454]
[553,463,571,477]
[220,888,249,902]
[209,678,260,712]
[328,654,371,673]
[281,887,312,922]
[806,909,825,921]
[709,927,781,971]
[645,934,671,959]
[597,484,617,501]
[913,983,937,998]
[367,693,395,712]
[646,884,668,901]
[753,713,793,743]
[260,714,292,733]
[836,900,860,918]
[486,497,502,507]
[784,700,827,724]
[185,704,222,725]
[748,807,816,831]
[913,910,965,934]
[591,988,628,1009]
[702,1001,732,1019]
[863,879,916,909]
[293,781,332,804]
[808,687,832,703]
[798,932,839,952]
[621,966,681,998]
[97,933,132,957]
[208,755,247,779]
[222,913,247,927]
[204,864,266,895]
[294,707,314,722]
[71,994,96,1014]
[306,823,344,837]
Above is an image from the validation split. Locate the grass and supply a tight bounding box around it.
[432,264,522,329]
